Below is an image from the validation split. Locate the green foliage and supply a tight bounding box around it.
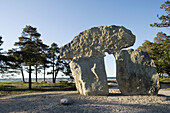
[14,25,42,66]
[2,25,73,87]
[0,36,3,52]
[148,1,170,76]
[6,26,72,85]
[48,43,62,83]
[0,36,15,76]
[160,78,170,84]
[47,43,73,83]
[13,25,46,89]
[62,60,73,79]
[0,36,6,74]
[150,0,170,27]
[138,32,170,76]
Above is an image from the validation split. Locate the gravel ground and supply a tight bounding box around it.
[0,84,170,113]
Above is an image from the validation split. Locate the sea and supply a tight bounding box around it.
[0,77,116,82]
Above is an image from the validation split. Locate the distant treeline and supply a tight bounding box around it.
[0,25,72,89]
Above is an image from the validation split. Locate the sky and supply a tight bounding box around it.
[0,0,169,78]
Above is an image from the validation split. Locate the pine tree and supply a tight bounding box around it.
[150,0,170,27]
[0,36,6,74]
[0,36,13,75]
[7,48,25,82]
[40,50,51,82]
[33,37,49,82]
[148,0,170,77]
[48,43,60,83]
[14,25,42,89]
[54,55,65,82]
[0,36,3,51]
[36,43,49,82]
[62,60,73,79]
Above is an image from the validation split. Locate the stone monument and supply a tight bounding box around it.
[60,25,160,96]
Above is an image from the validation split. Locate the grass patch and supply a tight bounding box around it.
[0,81,76,96]
[160,78,170,84]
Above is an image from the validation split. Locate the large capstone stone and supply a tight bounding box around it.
[70,56,109,96]
[115,49,160,95]
[60,25,135,60]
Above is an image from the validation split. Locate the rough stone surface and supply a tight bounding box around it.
[60,97,74,105]
[60,25,135,60]
[115,49,160,95]
[70,56,109,96]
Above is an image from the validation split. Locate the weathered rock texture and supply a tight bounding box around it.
[60,97,74,105]
[115,49,160,95]
[60,25,135,60]
[70,56,109,96]
[61,25,160,96]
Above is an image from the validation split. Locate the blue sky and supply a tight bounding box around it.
[0,0,169,77]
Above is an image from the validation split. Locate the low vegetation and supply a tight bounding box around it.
[0,81,76,97]
[160,78,170,84]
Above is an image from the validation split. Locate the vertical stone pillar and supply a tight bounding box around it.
[70,56,109,96]
[115,49,160,95]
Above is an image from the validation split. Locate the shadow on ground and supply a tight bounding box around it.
[0,91,170,113]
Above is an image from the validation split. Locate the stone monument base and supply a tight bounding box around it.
[70,56,109,96]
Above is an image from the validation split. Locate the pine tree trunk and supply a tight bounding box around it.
[52,59,55,83]
[54,69,59,83]
[44,66,46,82]
[35,64,38,82]
[20,67,25,83]
[29,65,32,90]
